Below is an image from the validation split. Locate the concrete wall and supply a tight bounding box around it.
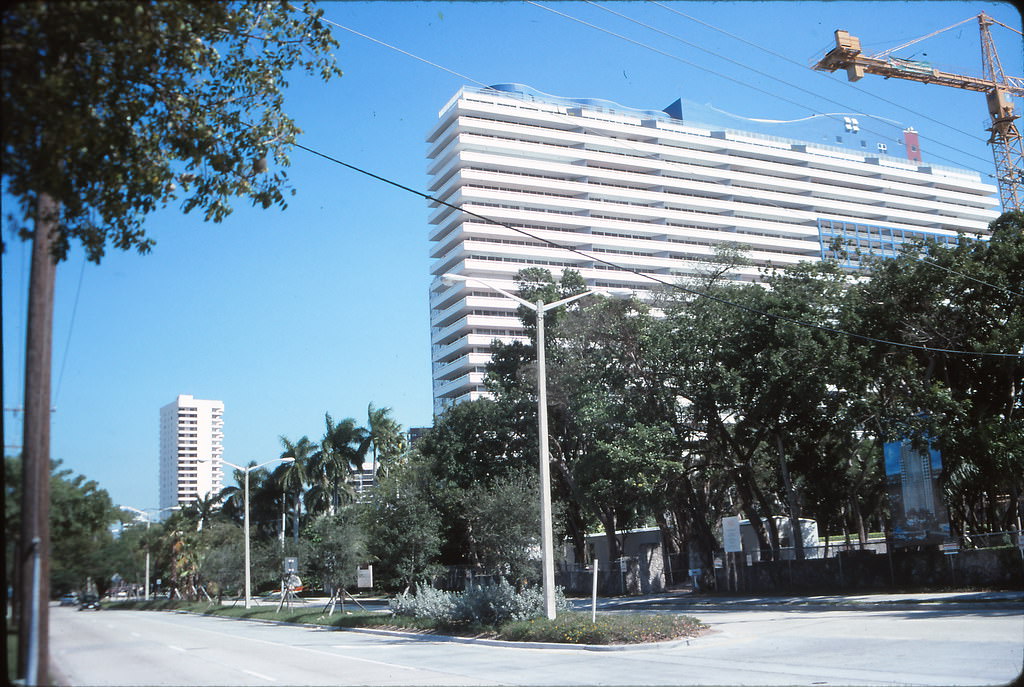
[561,527,669,595]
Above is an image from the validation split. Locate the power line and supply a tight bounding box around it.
[320,17,490,89]
[533,1,990,170]
[918,256,1024,298]
[648,1,990,147]
[323,5,1005,298]
[290,139,1021,359]
[55,257,87,404]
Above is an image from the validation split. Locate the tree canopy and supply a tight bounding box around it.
[1,0,342,261]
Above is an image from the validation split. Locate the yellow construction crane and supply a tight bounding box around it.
[814,12,1024,212]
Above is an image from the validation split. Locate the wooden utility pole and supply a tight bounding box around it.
[18,191,58,686]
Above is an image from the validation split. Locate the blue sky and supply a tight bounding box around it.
[3,1,1021,510]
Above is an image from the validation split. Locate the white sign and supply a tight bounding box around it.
[357,564,373,589]
[284,557,298,573]
[722,516,743,552]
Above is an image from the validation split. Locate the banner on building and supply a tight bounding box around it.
[883,440,950,546]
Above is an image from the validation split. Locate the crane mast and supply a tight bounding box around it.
[814,13,1024,211]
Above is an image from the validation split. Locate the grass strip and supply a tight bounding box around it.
[107,600,707,645]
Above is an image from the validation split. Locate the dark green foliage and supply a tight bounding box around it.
[304,511,366,591]
[2,0,342,261]
[499,611,707,645]
[5,457,122,596]
[362,457,443,590]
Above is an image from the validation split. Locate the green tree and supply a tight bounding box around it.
[459,470,543,583]
[192,520,244,601]
[3,4,341,678]
[851,211,1024,539]
[306,414,363,516]
[304,511,366,594]
[276,435,314,543]
[2,1,342,260]
[5,457,123,596]
[364,404,405,478]
[363,455,443,592]
[419,399,531,490]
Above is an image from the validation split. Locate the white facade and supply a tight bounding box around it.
[158,394,224,512]
[427,84,1000,414]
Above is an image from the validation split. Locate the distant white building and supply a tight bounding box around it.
[426,84,999,413]
[158,394,224,512]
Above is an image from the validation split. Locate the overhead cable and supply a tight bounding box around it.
[538,1,989,169]
[291,139,1021,359]
[649,0,990,145]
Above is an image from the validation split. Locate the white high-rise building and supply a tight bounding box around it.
[159,394,224,512]
[427,84,999,413]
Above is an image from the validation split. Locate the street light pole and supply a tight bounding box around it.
[218,457,293,609]
[442,273,613,620]
[119,505,178,600]
[534,297,557,619]
[243,465,251,608]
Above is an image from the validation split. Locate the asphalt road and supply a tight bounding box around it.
[50,597,1023,686]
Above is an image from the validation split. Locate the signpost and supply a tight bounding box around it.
[277,558,300,612]
[722,516,742,593]
[722,516,742,553]
[356,564,373,589]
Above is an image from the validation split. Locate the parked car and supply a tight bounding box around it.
[59,593,79,607]
[78,594,101,611]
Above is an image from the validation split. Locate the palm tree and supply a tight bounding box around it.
[275,436,313,543]
[218,463,277,537]
[181,492,221,532]
[217,467,248,524]
[365,403,406,479]
[306,414,365,516]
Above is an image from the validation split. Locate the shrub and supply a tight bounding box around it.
[389,583,454,622]
[499,611,707,645]
[390,580,568,626]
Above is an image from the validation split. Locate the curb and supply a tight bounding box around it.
[160,608,707,652]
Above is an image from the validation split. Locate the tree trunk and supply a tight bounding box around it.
[733,464,777,561]
[775,433,804,560]
[18,191,58,686]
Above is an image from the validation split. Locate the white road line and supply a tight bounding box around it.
[329,648,426,671]
[167,644,187,652]
[242,669,276,682]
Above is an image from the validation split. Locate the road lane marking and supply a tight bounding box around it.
[243,669,276,682]
[329,647,427,671]
[167,644,187,652]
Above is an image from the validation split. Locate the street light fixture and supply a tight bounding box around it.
[217,457,294,609]
[119,505,179,600]
[441,273,622,619]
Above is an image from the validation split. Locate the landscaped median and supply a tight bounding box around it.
[105,597,708,646]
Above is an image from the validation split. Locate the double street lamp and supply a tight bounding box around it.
[442,273,620,620]
[218,457,293,608]
[119,505,179,600]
